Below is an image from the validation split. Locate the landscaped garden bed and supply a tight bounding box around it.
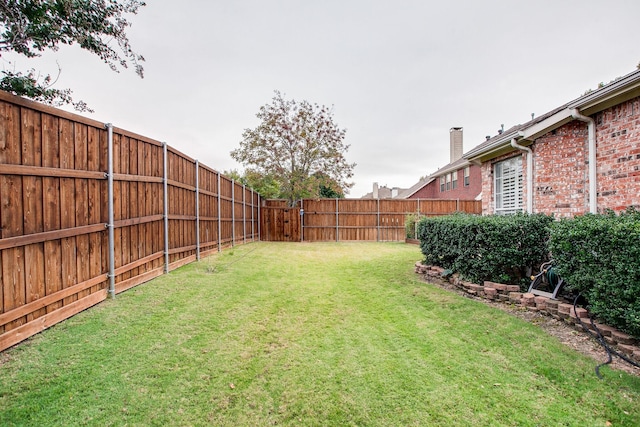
[415,262,640,377]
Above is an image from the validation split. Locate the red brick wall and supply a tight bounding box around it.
[481,96,640,216]
[532,97,640,216]
[532,121,589,217]
[410,181,438,198]
[410,164,482,200]
[593,97,640,211]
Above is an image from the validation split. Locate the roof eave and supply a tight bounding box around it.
[401,177,436,199]
[467,69,640,160]
[520,108,575,141]
[429,160,472,178]
[569,69,640,114]
[464,131,520,163]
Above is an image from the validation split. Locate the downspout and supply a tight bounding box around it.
[570,109,597,214]
[510,137,533,213]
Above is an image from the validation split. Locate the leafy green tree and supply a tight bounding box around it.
[224,168,282,200]
[313,171,344,198]
[0,0,145,110]
[231,91,355,206]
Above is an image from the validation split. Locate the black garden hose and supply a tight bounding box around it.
[572,293,640,379]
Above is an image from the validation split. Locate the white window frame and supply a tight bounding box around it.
[439,176,445,192]
[494,156,523,215]
[464,166,470,186]
[452,170,458,190]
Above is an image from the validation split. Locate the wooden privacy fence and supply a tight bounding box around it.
[262,198,482,242]
[0,91,261,352]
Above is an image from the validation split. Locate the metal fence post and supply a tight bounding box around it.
[377,198,380,242]
[163,142,170,273]
[217,172,221,252]
[105,123,115,299]
[251,188,256,242]
[335,198,339,242]
[195,160,200,261]
[231,179,235,247]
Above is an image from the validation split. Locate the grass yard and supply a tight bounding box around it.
[1,242,639,426]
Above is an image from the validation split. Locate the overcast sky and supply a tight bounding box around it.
[5,0,640,197]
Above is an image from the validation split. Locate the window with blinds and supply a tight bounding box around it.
[494,156,523,214]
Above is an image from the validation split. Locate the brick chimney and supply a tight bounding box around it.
[450,127,463,162]
[373,182,379,199]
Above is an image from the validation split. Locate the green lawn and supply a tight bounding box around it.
[1,242,639,426]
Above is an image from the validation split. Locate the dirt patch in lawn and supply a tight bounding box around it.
[423,276,640,378]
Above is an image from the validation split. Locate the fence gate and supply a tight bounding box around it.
[260,207,301,241]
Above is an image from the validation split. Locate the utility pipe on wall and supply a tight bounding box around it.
[570,109,597,214]
[510,137,533,213]
[106,123,115,299]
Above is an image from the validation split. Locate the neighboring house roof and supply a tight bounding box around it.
[361,185,407,199]
[395,176,435,199]
[397,153,473,199]
[465,68,640,162]
[427,156,470,177]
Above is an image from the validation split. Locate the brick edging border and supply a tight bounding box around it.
[414,262,640,363]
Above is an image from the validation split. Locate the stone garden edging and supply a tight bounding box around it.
[414,262,640,364]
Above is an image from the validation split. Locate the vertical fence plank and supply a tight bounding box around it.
[119,135,131,284]
[127,136,139,281]
[74,123,90,300]
[87,126,104,296]
[21,108,46,321]
[41,113,62,313]
[1,101,25,330]
[60,118,79,306]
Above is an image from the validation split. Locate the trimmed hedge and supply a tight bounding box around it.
[549,208,640,339]
[417,213,553,288]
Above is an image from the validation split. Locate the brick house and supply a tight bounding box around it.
[399,127,482,200]
[465,68,640,217]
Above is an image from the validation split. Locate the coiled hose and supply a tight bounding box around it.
[573,293,640,379]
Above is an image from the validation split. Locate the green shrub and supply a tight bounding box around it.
[549,208,640,339]
[405,213,421,239]
[417,213,553,288]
